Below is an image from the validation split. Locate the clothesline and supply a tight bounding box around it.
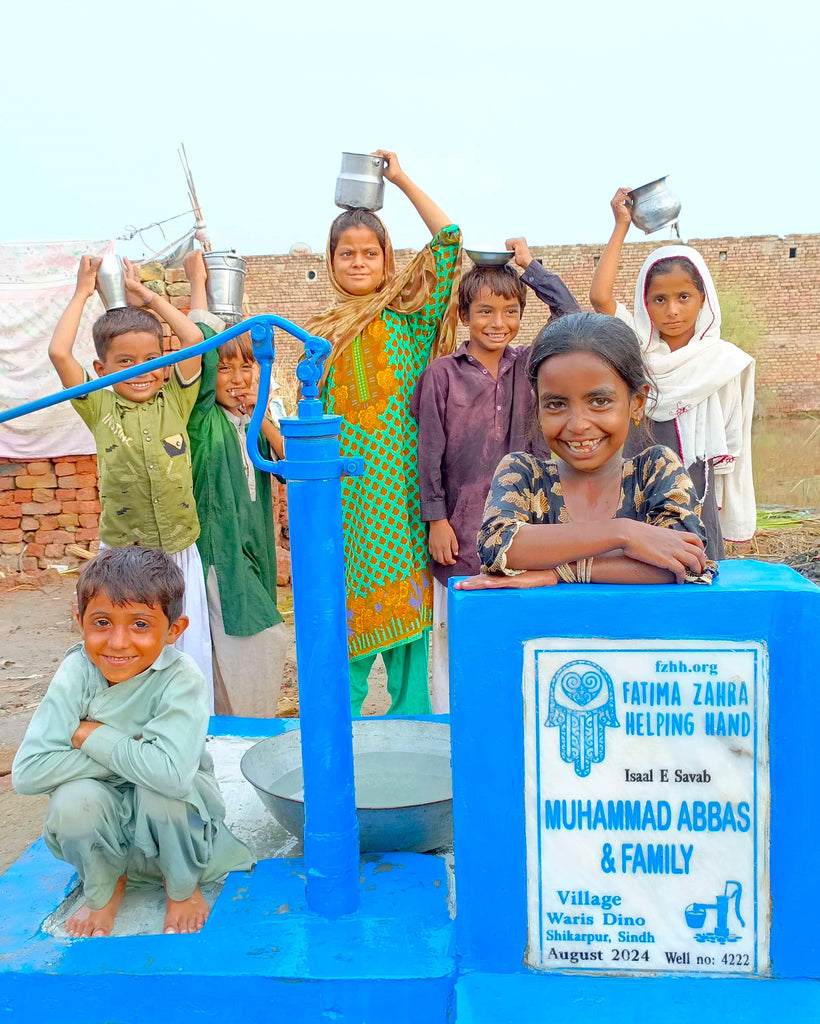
[116,210,193,244]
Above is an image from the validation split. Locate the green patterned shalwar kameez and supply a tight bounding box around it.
[321,225,461,714]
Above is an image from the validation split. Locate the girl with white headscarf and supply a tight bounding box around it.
[589,188,756,557]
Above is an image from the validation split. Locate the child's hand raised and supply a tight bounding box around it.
[375,150,403,184]
[611,187,634,226]
[428,519,459,566]
[123,258,154,308]
[505,237,533,270]
[183,249,207,283]
[75,255,102,299]
[620,521,707,583]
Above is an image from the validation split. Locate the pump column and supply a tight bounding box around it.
[246,320,364,919]
[278,398,363,916]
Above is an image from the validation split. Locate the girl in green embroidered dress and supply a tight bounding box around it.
[308,151,461,715]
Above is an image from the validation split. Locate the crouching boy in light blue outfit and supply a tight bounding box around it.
[12,546,254,937]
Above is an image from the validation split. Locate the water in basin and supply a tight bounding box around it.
[273,751,452,807]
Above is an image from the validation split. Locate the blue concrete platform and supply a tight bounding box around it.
[0,842,454,1023]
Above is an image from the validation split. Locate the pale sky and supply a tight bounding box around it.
[2,0,815,259]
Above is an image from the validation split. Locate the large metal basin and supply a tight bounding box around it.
[240,720,452,853]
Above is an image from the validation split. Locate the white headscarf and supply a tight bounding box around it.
[618,245,756,542]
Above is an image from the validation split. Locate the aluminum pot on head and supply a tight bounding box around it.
[334,152,385,212]
[96,254,128,310]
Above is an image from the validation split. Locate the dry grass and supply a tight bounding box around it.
[726,524,820,560]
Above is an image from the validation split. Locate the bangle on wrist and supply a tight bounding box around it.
[555,562,578,584]
[141,293,153,306]
[555,558,594,584]
[577,557,594,583]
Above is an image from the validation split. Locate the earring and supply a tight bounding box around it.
[632,417,642,426]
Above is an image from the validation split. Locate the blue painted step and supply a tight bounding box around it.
[455,971,820,1024]
[0,844,455,1024]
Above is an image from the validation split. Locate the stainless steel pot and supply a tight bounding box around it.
[334,152,385,212]
[203,250,247,324]
[628,176,681,234]
[96,254,127,310]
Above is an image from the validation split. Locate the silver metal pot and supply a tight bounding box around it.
[334,152,385,212]
[96,254,127,310]
[203,250,247,324]
[240,719,453,853]
[628,176,681,234]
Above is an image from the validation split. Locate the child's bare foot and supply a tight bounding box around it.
[163,885,210,934]
[65,874,126,938]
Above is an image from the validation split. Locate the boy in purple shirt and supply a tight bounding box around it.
[410,238,580,710]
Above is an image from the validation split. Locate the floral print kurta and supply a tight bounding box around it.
[478,445,718,583]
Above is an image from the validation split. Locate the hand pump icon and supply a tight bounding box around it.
[685,881,745,944]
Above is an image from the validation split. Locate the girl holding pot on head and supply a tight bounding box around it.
[589,188,756,558]
[308,150,461,716]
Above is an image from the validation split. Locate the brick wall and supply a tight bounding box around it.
[245,232,820,415]
[3,233,815,569]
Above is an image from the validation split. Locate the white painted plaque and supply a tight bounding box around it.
[524,639,770,975]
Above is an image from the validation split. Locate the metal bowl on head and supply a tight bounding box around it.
[240,719,452,853]
[465,249,515,267]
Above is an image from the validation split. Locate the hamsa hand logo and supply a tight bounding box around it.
[546,660,619,777]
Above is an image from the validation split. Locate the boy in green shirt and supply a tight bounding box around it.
[48,257,213,701]
[12,546,254,937]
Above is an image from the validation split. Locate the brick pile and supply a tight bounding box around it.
[0,456,100,571]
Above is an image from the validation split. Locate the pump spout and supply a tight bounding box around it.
[725,881,744,927]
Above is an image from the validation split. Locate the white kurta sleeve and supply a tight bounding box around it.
[614,301,637,332]
[714,363,757,542]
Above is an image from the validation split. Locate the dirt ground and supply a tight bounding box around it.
[1,530,817,879]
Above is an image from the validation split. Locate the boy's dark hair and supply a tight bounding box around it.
[645,256,705,296]
[329,209,386,259]
[92,308,164,362]
[458,265,527,319]
[217,331,255,363]
[76,546,184,624]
